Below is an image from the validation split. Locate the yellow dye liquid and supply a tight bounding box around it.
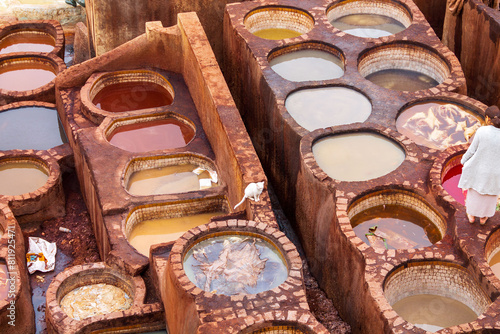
[128,212,225,256]
[253,28,302,40]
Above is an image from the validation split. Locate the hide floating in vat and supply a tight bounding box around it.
[183,234,288,295]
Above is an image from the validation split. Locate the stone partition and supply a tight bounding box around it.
[223,0,500,332]
[443,0,500,109]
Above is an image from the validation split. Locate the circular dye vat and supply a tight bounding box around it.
[0,161,49,196]
[358,44,450,93]
[108,118,195,153]
[128,212,225,256]
[244,7,314,40]
[92,81,173,112]
[312,133,405,181]
[0,30,56,54]
[0,263,9,301]
[397,102,482,150]
[126,163,216,196]
[366,69,438,92]
[0,60,56,91]
[385,262,490,332]
[392,294,478,332]
[442,163,465,205]
[184,234,288,295]
[351,204,441,249]
[269,49,344,82]
[329,14,406,38]
[60,283,132,320]
[285,87,371,131]
[0,106,67,150]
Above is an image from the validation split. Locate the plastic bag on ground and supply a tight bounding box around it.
[26,237,57,274]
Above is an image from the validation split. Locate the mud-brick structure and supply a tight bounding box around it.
[442,0,500,110]
[224,0,500,332]
[45,12,327,333]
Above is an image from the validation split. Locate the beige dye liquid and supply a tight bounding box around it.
[489,251,500,278]
[330,13,406,38]
[127,164,213,196]
[253,28,302,40]
[392,294,478,331]
[0,162,49,196]
[269,49,344,82]
[312,133,405,181]
[285,87,371,131]
[128,212,224,256]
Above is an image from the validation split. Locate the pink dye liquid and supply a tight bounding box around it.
[442,164,465,205]
[108,119,195,152]
[92,82,173,112]
[0,62,56,91]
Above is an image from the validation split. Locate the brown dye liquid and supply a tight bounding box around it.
[0,264,8,301]
[392,294,478,331]
[0,62,56,91]
[253,28,303,40]
[108,119,195,153]
[351,204,441,249]
[397,102,481,150]
[128,212,225,256]
[330,13,406,38]
[0,162,49,196]
[60,283,132,320]
[269,49,344,82]
[488,251,500,279]
[0,32,55,54]
[366,69,439,92]
[92,81,173,112]
[312,133,405,181]
[127,164,213,196]
[285,87,371,131]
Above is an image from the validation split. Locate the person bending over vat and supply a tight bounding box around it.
[458,106,500,225]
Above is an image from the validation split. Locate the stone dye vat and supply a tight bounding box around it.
[0,29,55,54]
[347,190,445,250]
[60,283,133,320]
[106,115,195,153]
[396,101,483,150]
[183,233,288,295]
[0,152,66,223]
[327,0,412,38]
[0,103,67,151]
[244,6,314,40]
[0,157,49,196]
[358,43,451,92]
[312,132,405,182]
[268,43,344,82]
[0,53,65,104]
[485,229,500,281]
[160,220,326,334]
[81,70,176,123]
[0,20,65,58]
[384,262,491,331]
[0,262,8,301]
[285,86,371,131]
[45,263,163,334]
[124,197,229,256]
[124,154,219,196]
